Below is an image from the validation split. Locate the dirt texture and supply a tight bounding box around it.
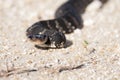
[0,0,120,80]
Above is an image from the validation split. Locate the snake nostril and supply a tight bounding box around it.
[33,34,46,39]
[28,35,33,39]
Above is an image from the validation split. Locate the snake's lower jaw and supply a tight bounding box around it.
[31,39,47,45]
[27,34,48,45]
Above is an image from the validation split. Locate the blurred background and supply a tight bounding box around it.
[0,0,120,80]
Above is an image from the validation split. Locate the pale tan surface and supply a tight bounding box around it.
[0,0,120,80]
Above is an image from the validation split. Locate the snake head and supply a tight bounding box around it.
[28,34,48,45]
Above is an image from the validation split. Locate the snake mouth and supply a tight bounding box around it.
[28,34,48,45]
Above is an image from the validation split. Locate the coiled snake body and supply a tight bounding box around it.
[26,0,107,48]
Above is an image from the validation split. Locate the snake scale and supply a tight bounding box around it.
[26,0,108,48]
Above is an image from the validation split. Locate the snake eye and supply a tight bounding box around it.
[28,34,47,40]
[35,34,47,40]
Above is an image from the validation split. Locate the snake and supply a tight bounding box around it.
[26,0,108,48]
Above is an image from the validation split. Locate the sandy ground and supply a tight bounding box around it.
[0,0,120,80]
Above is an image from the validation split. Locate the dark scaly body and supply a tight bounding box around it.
[26,0,107,48]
